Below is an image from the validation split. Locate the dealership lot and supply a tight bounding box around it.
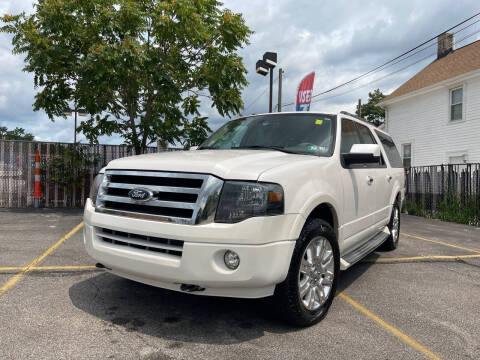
[1,210,479,360]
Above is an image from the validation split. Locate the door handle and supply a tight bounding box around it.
[386,175,392,182]
[367,176,374,185]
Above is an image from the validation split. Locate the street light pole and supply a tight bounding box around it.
[256,52,277,113]
[74,109,78,144]
[64,107,87,144]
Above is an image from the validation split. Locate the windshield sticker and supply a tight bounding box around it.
[315,119,323,125]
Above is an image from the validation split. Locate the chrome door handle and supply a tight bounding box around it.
[367,176,374,185]
[386,175,392,182]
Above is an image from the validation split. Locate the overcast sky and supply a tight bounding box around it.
[0,0,479,144]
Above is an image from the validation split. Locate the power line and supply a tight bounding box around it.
[309,28,480,105]
[310,12,480,98]
[281,28,480,110]
[244,75,278,112]
[281,12,480,108]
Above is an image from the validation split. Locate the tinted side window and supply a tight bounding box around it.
[356,123,376,144]
[341,119,361,153]
[375,130,403,168]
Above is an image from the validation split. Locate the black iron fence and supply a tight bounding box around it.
[405,163,480,226]
[0,140,181,208]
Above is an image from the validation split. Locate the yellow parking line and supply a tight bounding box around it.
[0,265,97,272]
[401,233,480,254]
[33,265,97,271]
[338,292,442,360]
[364,254,480,263]
[0,265,98,274]
[0,266,25,272]
[0,222,84,298]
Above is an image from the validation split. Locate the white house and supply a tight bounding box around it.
[380,34,480,167]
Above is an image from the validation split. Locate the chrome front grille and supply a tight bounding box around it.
[97,227,184,258]
[96,170,224,224]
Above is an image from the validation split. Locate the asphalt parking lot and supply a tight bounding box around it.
[1,210,479,360]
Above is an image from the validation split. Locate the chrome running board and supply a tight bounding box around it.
[340,227,390,270]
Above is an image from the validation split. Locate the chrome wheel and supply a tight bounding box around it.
[298,236,334,311]
[391,207,400,243]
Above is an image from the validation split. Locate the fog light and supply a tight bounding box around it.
[224,250,240,270]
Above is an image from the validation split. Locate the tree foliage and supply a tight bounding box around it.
[178,116,210,149]
[0,126,35,140]
[356,89,386,126]
[2,0,251,153]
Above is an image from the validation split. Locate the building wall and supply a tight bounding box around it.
[385,74,480,166]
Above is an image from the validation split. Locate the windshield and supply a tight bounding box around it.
[199,113,336,156]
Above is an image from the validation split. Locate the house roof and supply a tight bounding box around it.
[383,39,480,102]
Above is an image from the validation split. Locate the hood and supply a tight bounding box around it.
[106,149,319,180]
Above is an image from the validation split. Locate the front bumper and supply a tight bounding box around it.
[83,199,297,298]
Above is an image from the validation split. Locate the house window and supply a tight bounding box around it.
[402,144,412,168]
[449,155,466,164]
[450,87,463,121]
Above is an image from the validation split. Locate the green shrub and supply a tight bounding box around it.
[436,195,477,226]
[405,200,425,217]
[43,145,100,198]
[405,195,478,226]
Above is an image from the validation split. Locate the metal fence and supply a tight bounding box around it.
[0,140,181,208]
[405,163,480,226]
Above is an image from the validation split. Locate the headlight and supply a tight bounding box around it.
[89,173,105,206]
[215,181,284,223]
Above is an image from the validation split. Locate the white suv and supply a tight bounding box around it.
[84,112,404,326]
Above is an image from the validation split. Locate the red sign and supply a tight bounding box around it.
[296,72,315,111]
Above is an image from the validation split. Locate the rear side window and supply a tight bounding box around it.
[375,130,403,168]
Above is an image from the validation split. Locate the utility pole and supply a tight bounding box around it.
[357,99,362,118]
[277,68,283,112]
[269,68,273,113]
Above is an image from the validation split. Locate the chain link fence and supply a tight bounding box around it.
[0,140,181,208]
[405,163,480,226]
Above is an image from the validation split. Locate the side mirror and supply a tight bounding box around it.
[189,146,198,151]
[342,144,381,166]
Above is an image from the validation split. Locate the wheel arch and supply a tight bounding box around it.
[390,186,403,209]
[290,196,341,242]
[305,203,339,238]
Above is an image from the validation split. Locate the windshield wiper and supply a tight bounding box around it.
[233,145,299,154]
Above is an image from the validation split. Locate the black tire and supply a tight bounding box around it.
[380,201,400,251]
[273,218,340,327]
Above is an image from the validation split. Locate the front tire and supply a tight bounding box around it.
[274,219,339,327]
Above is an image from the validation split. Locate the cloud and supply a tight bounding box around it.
[1,0,479,140]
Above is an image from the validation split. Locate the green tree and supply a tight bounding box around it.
[356,89,386,126]
[2,0,251,153]
[0,126,35,140]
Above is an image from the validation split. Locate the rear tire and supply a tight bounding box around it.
[274,219,339,327]
[381,201,400,251]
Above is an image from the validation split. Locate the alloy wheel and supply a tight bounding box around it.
[391,207,400,243]
[298,236,335,311]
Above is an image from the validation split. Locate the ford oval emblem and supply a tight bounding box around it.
[128,188,154,202]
